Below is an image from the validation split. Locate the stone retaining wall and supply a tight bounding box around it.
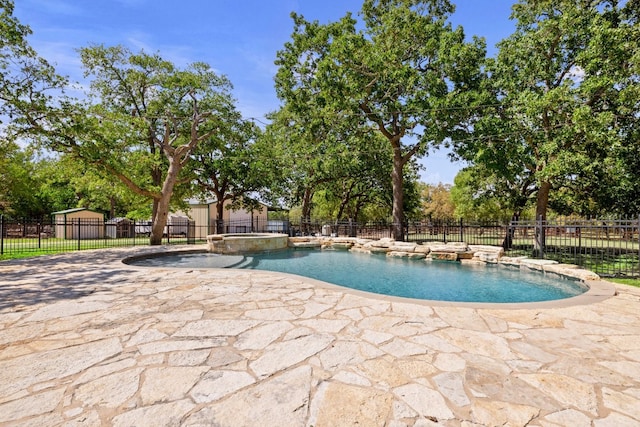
[288,236,600,282]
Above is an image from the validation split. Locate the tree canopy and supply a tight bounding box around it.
[274,0,486,238]
[190,109,273,224]
[455,0,640,222]
[3,0,639,235]
[0,0,65,126]
[19,45,236,244]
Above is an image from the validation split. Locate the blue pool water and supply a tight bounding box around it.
[130,249,588,303]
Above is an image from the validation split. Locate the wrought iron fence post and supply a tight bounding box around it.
[0,215,4,255]
[443,220,448,244]
[187,220,195,244]
[503,215,517,250]
[459,218,464,243]
[348,218,356,238]
[77,219,81,251]
[38,221,41,249]
[577,225,582,264]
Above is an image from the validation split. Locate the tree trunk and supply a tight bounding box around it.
[149,159,181,245]
[109,196,116,218]
[150,195,169,245]
[391,152,404,241]
[151,199,159,232]
[533,181,552,256]
[501,211,521,250]
[215,200,224,220]
[535,181,551,221]
[353,200,364,224]
[301,187,313,235]
[337,195,349,221]
[215,200,225,234]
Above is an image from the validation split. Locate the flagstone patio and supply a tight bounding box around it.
[1,246,639,426]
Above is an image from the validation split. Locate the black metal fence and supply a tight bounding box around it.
[0,217,201,256]
[504,217,640,278]
[289,217,639,277]
[290,218,510,246]
[2,215,638,277]
[212,218,291,235]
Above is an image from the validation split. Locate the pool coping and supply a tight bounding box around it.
[122,247,617,310]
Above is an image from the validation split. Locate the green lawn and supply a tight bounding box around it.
[0,236,202,261]
[0,249,58,261]
[607,277,640,288]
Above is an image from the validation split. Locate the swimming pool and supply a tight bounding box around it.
[128,249,588,303]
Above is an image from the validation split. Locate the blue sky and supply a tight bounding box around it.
[14,0,516,184]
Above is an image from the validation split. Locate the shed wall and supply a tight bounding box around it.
[54,210,104,239]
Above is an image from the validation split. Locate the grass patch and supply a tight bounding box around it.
[0,237,207,262]
[607,278,640,288]
[0,249,69,261]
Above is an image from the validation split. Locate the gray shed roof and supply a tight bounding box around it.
[52,208,96,215]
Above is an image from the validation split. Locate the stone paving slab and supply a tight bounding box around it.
[1,246,639,426]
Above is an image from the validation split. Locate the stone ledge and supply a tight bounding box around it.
[284,236,601,282]
[330,242,354,250]
[469,245,505,254]
[498,256,529,266]
[475,252,500,263]
[289,237,314,243]
[289,241,322,249]
[388,243,417,253]
[543,264,601,281]
[387,251,426,260]
[458,251,475,260]
[369,246,392,254]
[414,245,431,254]
[430,252,459,261]
[427,244,469,253]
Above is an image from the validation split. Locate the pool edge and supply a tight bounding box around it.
[120,246,618,310]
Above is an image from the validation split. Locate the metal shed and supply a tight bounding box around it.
[105,217,132,238]
[52,208,105,240]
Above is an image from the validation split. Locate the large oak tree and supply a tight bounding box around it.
[276,0,485,240]
[459,0,639,222]
[23,45,236,244]
[190,109,272,227]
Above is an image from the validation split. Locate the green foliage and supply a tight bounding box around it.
[1,0,66,127]
[0,149,152,219]
[401,168,424,221]
[458,0,640,220]
[275,1,486,237]
[4,0,638,225]
[419,182,455,220]
[1,0,66,218]
[450,167,533,222]
[0,141,42,216]
[16,44,236,244]
[190,109,274,218]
